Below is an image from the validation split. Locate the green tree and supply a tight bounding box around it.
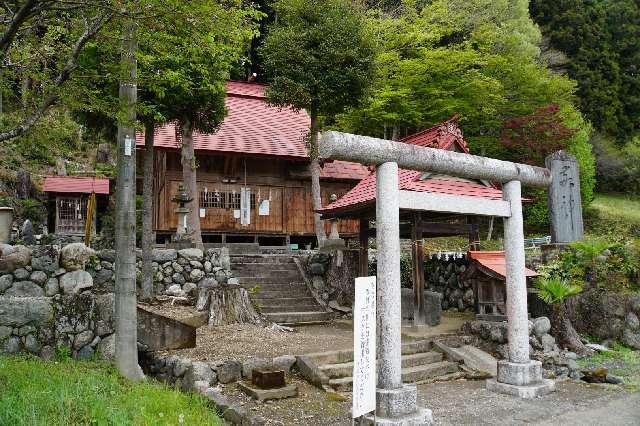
[530,0,640,142]
[533,276,588,355]
[260,0,375,244]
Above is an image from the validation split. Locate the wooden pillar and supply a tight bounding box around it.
[411,213,426,325]
[358,217,369,277]
[467,216,480,251]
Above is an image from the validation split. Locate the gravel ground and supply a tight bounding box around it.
[161,322,354,362]
[219,374,351,426]
[418,379,633,425]
[212,378,635,426]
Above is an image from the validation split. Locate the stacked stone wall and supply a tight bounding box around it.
[0,243,231,359]
[426,253,474,312]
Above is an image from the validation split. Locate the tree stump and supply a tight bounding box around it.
[197,284,263,326]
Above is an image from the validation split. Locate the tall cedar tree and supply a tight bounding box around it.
[135,1,259,296]
[260,0,374,244]
[530,0,640,142]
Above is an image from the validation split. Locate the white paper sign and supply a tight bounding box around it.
[240,187,251,226]
[352,276,377,418]
[199,208,206,218]
[258,199,270,216]
[124,136,133,156]
[233,209,240,219]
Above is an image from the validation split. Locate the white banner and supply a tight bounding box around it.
[240,187,251,226]
[352,276,376,418]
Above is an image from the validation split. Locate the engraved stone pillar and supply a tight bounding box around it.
[486,180,555,398]
[374,162,433,424]
[546,151,584,243]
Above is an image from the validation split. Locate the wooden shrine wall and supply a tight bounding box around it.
[151,151,359,236]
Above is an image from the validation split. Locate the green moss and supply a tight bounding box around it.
[0,355,222,426]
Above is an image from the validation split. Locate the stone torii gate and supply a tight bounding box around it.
[320,131,555,425]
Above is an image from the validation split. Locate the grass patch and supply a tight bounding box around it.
[589,194,640,225]
[0,355,222,426]
[577,342,640,392]
[586,193,640,239]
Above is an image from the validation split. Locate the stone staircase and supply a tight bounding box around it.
[301,340,460,391]
[230,253,333,325]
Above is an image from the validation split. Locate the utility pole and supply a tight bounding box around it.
[114,17,144,381]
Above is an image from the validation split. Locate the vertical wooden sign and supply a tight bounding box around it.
[352,276,376,419]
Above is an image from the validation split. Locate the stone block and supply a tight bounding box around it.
[401,287,414,321]
[252,369,285,389]
[31,245,60,273]
[238,382,298,401]
[152,249,177,263]
[486,378,555,398]
[59,270,93,294]
[495,360,543,386]
[424,291,442,326]
[217,359,242,384]
[533,317,551,337]
[178,248,203,261]
[60,243,95,271]
[365,408,433,426]
[376,384,418,418]
[137,306,196,351]
[5,281,44,297]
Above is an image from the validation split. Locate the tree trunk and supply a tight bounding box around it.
[140,121,155,302]
[551,300,589,355]
[181,119,203,248]
[487,216,494,241]
[114,18,143,381]
[197,285,263,326]
[308,111,326,246]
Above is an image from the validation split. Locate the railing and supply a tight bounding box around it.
[524,236,551,250]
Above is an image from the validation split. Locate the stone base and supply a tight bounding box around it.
[365,385,433,425]
[237,382,297,401]
[486,378,555,398]
[366,408,433,425]
[496,360,543,386]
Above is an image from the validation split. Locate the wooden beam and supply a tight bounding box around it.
[398,191,511,218]
[358,217,369,277]
[411,213,425,325]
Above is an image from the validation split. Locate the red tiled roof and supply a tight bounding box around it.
[43,176,110,194]
[137,81,366,180]
[468,251,539,278]
[399,117,469,153]
[320,170,504,215]
[320,160,370,180]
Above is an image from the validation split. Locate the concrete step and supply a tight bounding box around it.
[264,311,333,324]
[232,266,300,275]
[243,282,310,292]
[260,304,323,313]
[328,361,459,391]
[234,275,302,284]
[319,352,443,379]
[401,361,459,383]
[306,340,433,365]
[251,289,312,299]
[252,296,318,307]
[230,256,296,265]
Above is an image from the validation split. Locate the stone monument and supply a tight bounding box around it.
[546,151,584,243]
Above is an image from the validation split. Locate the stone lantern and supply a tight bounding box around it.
[171,184,193,242]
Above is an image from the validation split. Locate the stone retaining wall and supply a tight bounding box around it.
[426,254,474,312]
[141,352,297,425]
[0,243,232,358]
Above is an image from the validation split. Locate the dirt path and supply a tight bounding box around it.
[534,392,640,425]
[418,379,634,425]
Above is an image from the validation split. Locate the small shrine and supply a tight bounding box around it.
[461,251,538,322]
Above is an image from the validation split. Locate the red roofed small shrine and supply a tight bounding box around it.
[42,176,111,235]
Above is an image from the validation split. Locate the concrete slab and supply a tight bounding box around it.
[238,382,298,401]
[448,345,497,377]
[486,378,555,399]
[136,305,196,350]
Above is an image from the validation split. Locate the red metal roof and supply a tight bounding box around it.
[320,169,504,215]
[137,81,367,180]
[399,117,470,153]
[320,160,370,180]
[43,176,110,194]
[468,251,539,278]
